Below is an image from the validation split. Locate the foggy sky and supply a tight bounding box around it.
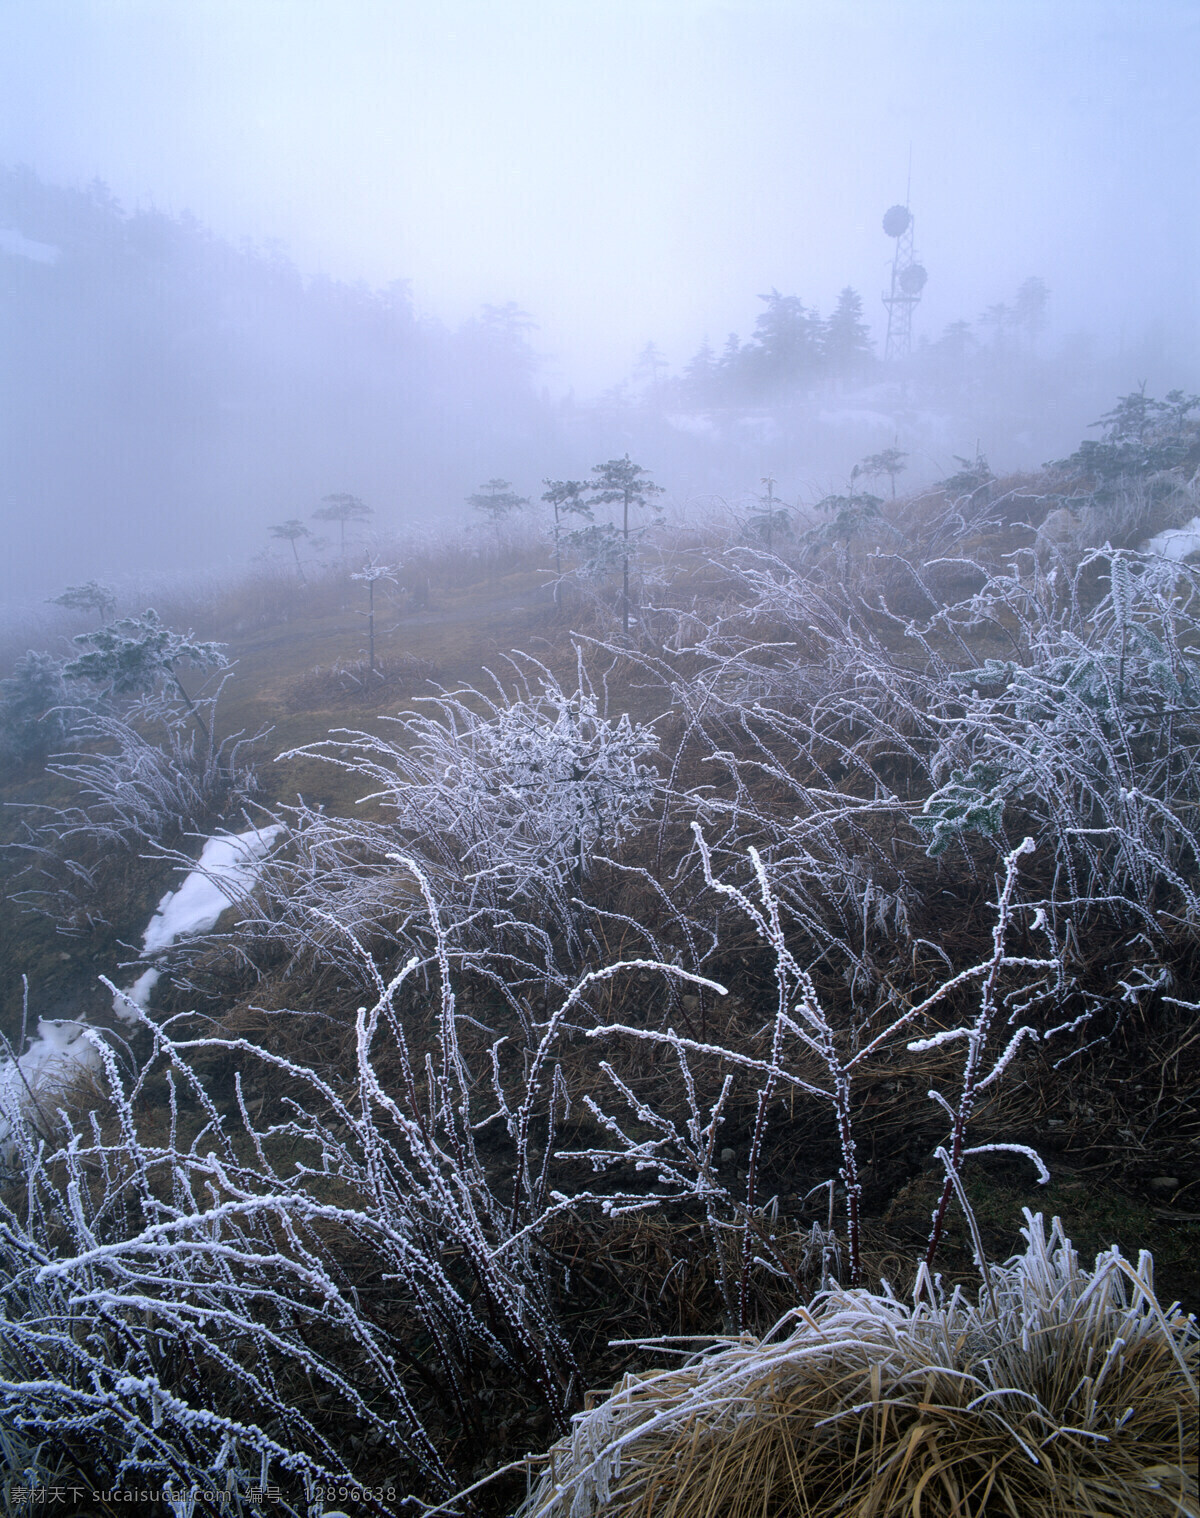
[2,0,1196,390]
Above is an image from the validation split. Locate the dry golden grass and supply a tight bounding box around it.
[519,1212,1197,1518]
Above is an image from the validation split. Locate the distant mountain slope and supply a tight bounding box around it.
[0,166,549,603]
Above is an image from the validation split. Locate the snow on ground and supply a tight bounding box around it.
[816,407,897,430]
[0,228,60,263]
[0,825,285,1152]
[1142,515,1200,560]
[0,1018,104,1152]
[114,824,282,1018]
[140,825,282,954]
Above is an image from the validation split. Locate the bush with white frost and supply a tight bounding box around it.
[916,550,1200,927]
[0,861,722,1509]
[9,688,264,934]
[569,834,1061,1329]
[252,652,660,976]
[0,651,73,766]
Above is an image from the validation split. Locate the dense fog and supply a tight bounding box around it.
[0,0,1196,611]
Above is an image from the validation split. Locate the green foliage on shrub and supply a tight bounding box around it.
[916,759,1012,855]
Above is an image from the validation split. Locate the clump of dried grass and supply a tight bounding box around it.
[519,1212,1197,1518]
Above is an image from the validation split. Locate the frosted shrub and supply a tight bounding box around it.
[572,834,1060,1322]
[603,560,930,981]
[0,650,73,766]
[629,539,1200,983]
[917,550,1200,927]
[47,697,259,844]
[0,1019,441,1511]
[255,652,660,976]
[0,865,723,1509]
[9,686,263,932]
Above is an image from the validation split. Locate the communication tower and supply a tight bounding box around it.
[881,201,927,362]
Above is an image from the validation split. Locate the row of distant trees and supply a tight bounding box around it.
[665,286,874,406]
[261,443,911,628]
[629,275,1052,409]
[262,460,666,635]
[267,494,373,580]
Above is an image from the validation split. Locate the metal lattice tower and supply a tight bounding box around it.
[881,202,927,362]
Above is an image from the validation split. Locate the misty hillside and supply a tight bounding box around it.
[0,406,1197,1512]
[0,166,550,602]
[3,164,1176,618]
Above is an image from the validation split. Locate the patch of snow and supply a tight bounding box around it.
[733,413,780,441]
[3,826,284,1149]
[0,228,60,264]
[122,967,161,1012]
[1142,515,1200,561]
[140,825,282,953]
[114,825,282,1018]
[0,1019,104,1152]
[665,412,716,437]
[817,407,896,430]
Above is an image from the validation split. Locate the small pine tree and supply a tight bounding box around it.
[63,610,228,741]
[822,287,873,379]
[269,519,311,580]
[312,493,372,560]
[468,478,530,557]
[48,581,116,624]
[939,448,994,499]
[811,470,884,578]
[857,446,908,499]
[1054,387,1200,495]
[747,476,793,551]
[350,555,399,674]
[588,456,664,635]
[541,479,593,608]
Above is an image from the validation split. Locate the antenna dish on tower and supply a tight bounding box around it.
[898,263,927,295]
[882,204,911,238]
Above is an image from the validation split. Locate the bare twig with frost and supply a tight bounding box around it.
[907,837,1061,1272]
[0,859,729,1508]
[575,829,1062,1310]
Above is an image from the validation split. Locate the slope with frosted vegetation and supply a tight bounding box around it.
[0,396,1196,1514]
